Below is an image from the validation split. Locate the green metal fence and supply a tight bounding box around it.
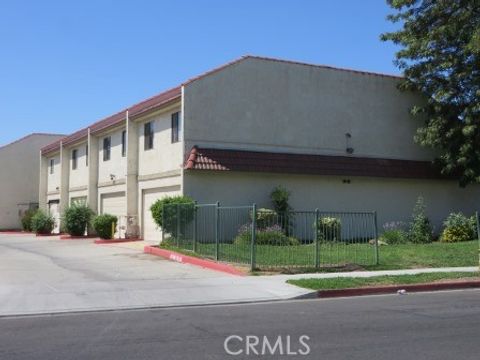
[161,203,379,270]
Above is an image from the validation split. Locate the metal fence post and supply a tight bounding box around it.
[373,211,379,265]
[176,203,180,247]
[161,204,165,243]
[251,203,257,271]
[215,201,220,261]
[315,208,319,268]
[193,202,197,253]
[476,211,480,270]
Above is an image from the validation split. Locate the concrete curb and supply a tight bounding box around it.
[316,280,480,298]
[95,238,142,244]
[0,231,33,235]
[144,246,246,276]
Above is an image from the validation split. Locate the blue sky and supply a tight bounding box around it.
[0,0,400,145]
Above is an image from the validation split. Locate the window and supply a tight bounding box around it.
[103,137,111,161]
[86,144,88,166]
[144,122,154,150]
[171,112,180,143]
[49,159,54,174]
[121,130,126,157]
[72,149,78,170]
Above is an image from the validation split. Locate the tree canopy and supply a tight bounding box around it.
[381,0,480,186]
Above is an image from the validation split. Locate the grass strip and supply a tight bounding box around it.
[287,272,480,290]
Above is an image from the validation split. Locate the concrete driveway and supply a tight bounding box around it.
[0,234,309,316]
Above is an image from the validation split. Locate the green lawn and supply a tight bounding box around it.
[162,239,479,271]
[287,272,480,290]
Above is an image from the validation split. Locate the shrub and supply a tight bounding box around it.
[380,221,408,244]
[150,196,195,235]
[21,209,36,232]
[315,217,341,242]
[408,197,433,243]
[441,213,477,243]
[252,208,278,229]
[63,204,94,236]
[93,214,118,239]
[234,224,299,246]
[270,186,292,214]
[31,210,55,234]
[270,186,293,235]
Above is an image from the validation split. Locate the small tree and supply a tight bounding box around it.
[63,204,94,236]
[270,186,292,235]
[31,210,55,235]
[408,197,433,243]
[270,186,291,214]
[150,196,195,237]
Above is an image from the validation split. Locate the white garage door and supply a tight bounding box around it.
[48,201,60,234]
[142,186,180,244]
[100,192,126,238]
[101,192,126,216]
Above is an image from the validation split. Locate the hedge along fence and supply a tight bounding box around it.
[160,203,379,271]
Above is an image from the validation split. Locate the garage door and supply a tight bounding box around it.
[100,192,126,238]
[48,201,60,234]
[142,186,180,244]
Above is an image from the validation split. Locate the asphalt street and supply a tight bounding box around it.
[1,289,480,360]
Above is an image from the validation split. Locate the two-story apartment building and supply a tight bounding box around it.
[39,55,480,240]
[0,133,64,230]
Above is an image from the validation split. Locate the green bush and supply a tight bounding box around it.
[441,213,477,243]
[270,186,292,214]
[315,217,341,242]
[150,196,195,235]
[380,221,408,244]
[252,208,278,229]
[270,186,293,235]
[93,214,118,239]
[234,224,299,246]
[63,204,94,236]
[31,210,55,234]
[21,209,36,232]
[408,197,433,243]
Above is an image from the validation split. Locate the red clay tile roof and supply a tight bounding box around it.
[184,147,446,180]
[41,86,181,155]
[41,55,402,155]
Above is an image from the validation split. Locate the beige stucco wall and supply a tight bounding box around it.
[47,154,61,193]
[68,142,88,189]
[137,106,183,177]
[68,189,88,205]
[183,171,480,233]
[0,134,64,229]
[98,127,127,184]
[183,57,433,161]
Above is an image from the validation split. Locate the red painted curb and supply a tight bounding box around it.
[59,235,97,240]
[94,238,142,244]
[144,246,246,276]
[316,280,480,298]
